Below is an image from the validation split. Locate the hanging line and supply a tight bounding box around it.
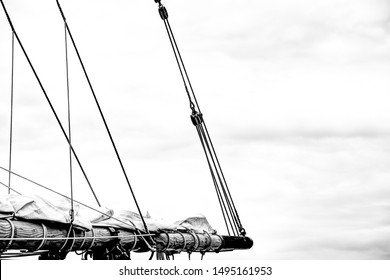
[0,0,101,207]
[56,0,149,234]
[64,24,75,227]
[153,0,245,236]
[64,19,74,224]
[7,31,15,195]
[63,18,75,250]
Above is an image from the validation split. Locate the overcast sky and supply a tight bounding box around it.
[0,0,390,260]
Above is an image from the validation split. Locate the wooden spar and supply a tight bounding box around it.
[0,219,145,253]
[0,219,253,258]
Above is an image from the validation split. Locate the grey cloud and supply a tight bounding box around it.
[199,0,390,63]
[223,127,390,145]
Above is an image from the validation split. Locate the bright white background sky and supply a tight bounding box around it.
[0,0,390,260]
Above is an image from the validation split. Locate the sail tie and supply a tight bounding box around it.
[34,223,48,251]
[4,219,15,251]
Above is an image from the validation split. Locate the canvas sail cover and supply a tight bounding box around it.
[0,194,215,233]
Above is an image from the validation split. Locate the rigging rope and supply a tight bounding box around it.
[0,0,101,207]
[7,31,15,195]
[153,0,246,236]
[56,0,149,234]
[64,20,75,224]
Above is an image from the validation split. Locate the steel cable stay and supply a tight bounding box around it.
[153,0,246,236]
[0,0,101,207]
[55,0,150,235]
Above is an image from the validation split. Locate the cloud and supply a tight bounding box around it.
[222,135,390,259]
[194,0,390,63]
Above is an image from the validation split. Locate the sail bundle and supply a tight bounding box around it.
[0,195,252,259]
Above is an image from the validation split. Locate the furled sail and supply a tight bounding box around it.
[0,195,252,259]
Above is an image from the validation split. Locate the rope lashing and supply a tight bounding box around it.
[34,223,47,251]
[77,230,87,251]
[176,231,187,253]
[156,230,171,253]
[59,227,76,253]
[4,219,15,250]
[188,230,200,253]
[202,230,213,252]
[153,0,246,236]
[214,234,224,253]
[131,231,138,252]
[87,228,96,251]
